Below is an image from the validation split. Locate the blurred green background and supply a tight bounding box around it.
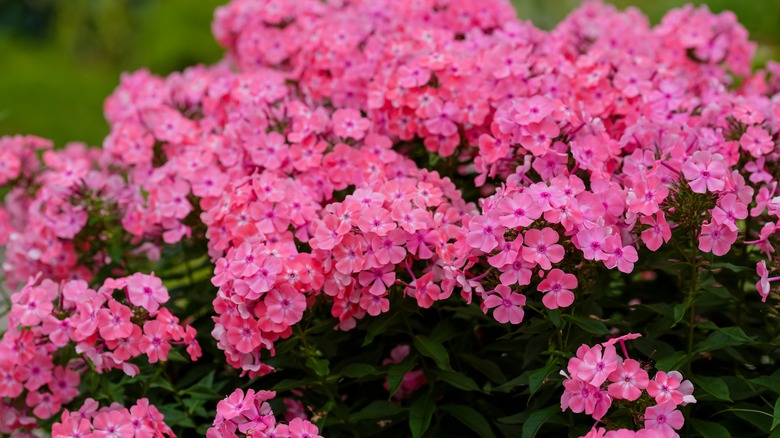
[0,0,778,147]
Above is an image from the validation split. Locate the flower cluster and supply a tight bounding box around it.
[209,388,321,438]
[2,0,780,434]
[0,274,199,431]
[561,336,696,438]
[51,398,174,438]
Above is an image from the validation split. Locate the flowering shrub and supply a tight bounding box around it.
[2,0,780,436]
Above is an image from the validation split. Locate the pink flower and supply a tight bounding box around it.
[139,320,171,363]
[643,401,684,434]
[397,65,431,88]
[682,151,727,193]
[711,193,748,232]
[607,359,650,401]
[577,227,612,262]
[216,388,256,421]
[275,417,323,438]
[740,126,774,157]
[97,299,134,341]
[537,269,577,309]
[90,409,134,438]
[126,273,169,314]
[646,371,684,405]
[466,214,505,253]
[628,177,668,216]
[521,227,564,270]
[568,344,619,387]
[483,285,526,324]
[698,221,737,256]
[756,260,774,301]
[264,284,306,325]
[358,265,396,296]
[332,109,370,140]
[496,193,542,228]
[640,212,672,251]
[226,316,262,354]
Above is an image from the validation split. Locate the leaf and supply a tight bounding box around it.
[672,303,687,326]
[690,419,731,438]
[272,379,310,392]
[528,363,555,399]
[458,353,508,384]
[150,379,177,393]
[180,384,222,401]
[441,404,497,438]
[387,359,416,398]
[433,369,481,392]
[773,398,780,431]
[414,335,452,370]
[493,374,528,394]
[340,363,379,379]
[305,357,330,377]
[350,400,404,422]
[363,312,398,346]
[409,392,436,438]
[695,327,754,353]
[521,405,559,438]
[711,262,751,272]
[654,351,687,372]
[751,376,780,394]
[695,376,732,402]
[561,315,610,335]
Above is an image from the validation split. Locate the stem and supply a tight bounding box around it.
[686,243,699,370]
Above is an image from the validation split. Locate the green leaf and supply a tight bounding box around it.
[672,303,687,326]
[561,315,610,335]
[493,374,527,394]
[654,351,687,372]
[441,404,497,438]
[414,335,452,370]
[528,363,555,399]
[433,369,481,392]
[773,398,780,431]
[695,376,732,402]
[751,376,780,394]
[363,312,398,346]
[272,379,310,392]
[165,348,189,363]
[521,405,559,438]
[695,327,754,353]
[305,357,330,377]
[350,400,404,422]
[409,392,436,438]
[180,384,222,401]
[458,353,508,384]
[150,379,177,393]
[388,359,417,398]
[690,419,731,438]
[340,363,379,379]
[711,262,751,272]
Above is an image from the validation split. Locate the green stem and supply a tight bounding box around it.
[686,243,699,370]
